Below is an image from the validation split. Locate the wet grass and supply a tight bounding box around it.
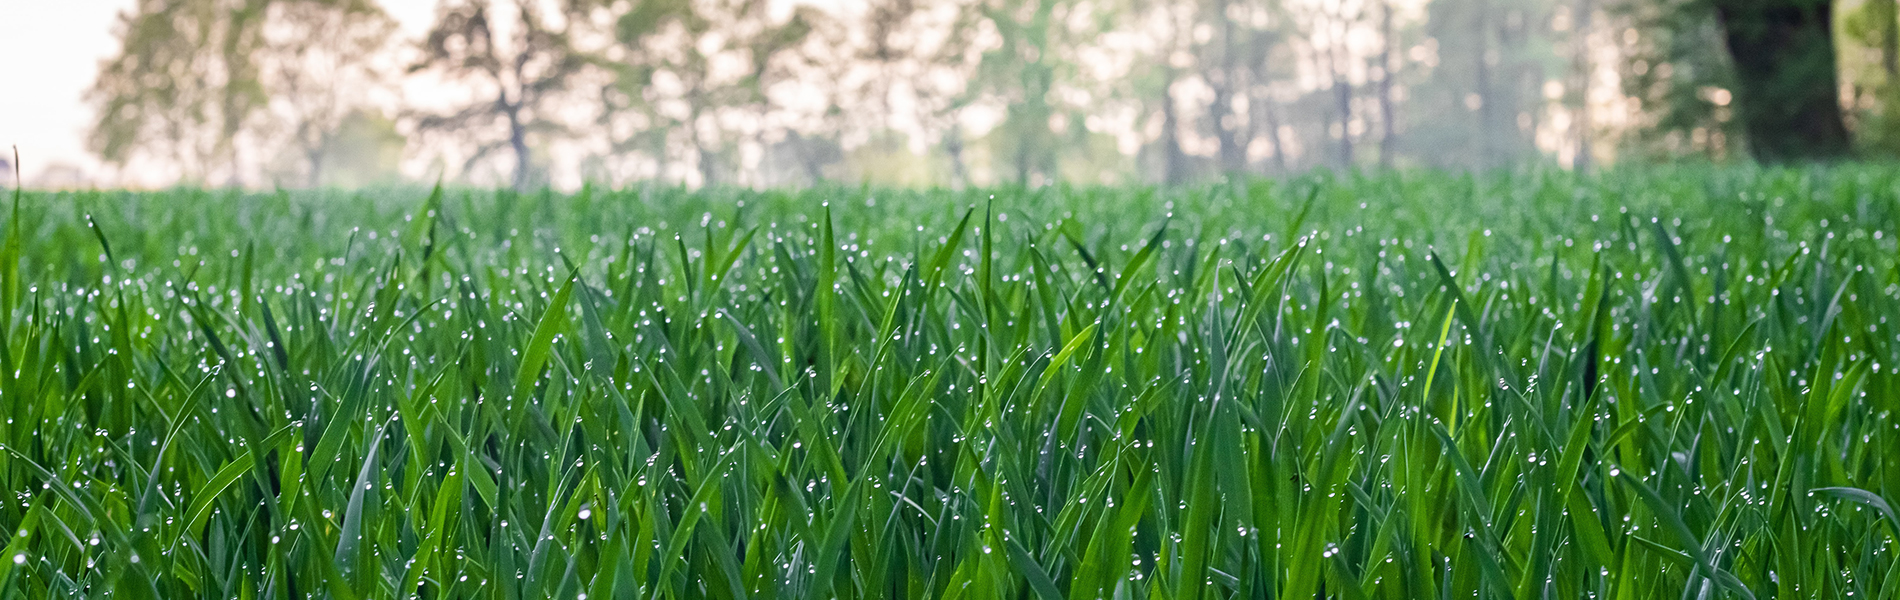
[0,166,1897,598]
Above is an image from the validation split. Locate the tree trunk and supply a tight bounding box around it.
[1501,8,1537,158]
[507,112,530,191]
[792,133,827,185]
[1572,0,1594,172]
[501,91,531,191]
[1713,0,1851,160]
[1213,2,1246,175]
[1259,92,1288,173]
[1014,126,1033,185]
[220,0,268,188]
[1474,0,1494,169]
[1378,0,1397,168]
[1161,71,1187,185]
[1212,77,1244,175]
[802,147,825,185]
[1331,46,1354,169]
[945,126,968,190]
[695,111,717,188]
[307,146,325,188]
[699,146,718,188]
[1883,0,1900,79]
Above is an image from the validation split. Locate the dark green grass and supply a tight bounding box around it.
[0,167,1897,599]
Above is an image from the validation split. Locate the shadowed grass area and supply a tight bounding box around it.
[0,167,1896,598]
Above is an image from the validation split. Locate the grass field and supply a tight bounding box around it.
[0,167,1897,599]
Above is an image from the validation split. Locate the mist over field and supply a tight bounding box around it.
[0,0,1889,190]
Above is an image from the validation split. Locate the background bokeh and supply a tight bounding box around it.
[0,0,1885,189]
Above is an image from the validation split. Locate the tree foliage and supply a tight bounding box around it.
[411,0,599,190]
[89,0,396,185]
[602,0,820,186]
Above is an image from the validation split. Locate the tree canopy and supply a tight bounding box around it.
[89,0,397,186]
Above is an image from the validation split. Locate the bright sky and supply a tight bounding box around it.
[0,0,133,184]
[0,0,441,185]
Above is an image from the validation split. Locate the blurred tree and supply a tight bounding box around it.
[1325,0,1364,168]
[1711,0,1850,159]
[1144,33,1186,182]
[1567,0,1595,171]
[1627,0,1851,160]
[838,0,978,187]
[1209,0,1246,174]
[305,110,406,187]
[1843,0,1900,154]
[604,0,818,186]
[1241,5,1298,174]
[89,0,394,185]
[971,0,1064,185]
[1153,0,1294,178]
[1616,0,1740,158]
[1844,0,1900,88]
[605,0,715,184]
[735,6,822,185]
[1408,0,1557,169]
[919,5,989,188]
[1187,0,1283,176]
[260,0,398,187]
[766,131,844,184]
[411,0,597,190]
[1115,0,1192,183]
[1311,0,1366,168]
[1376,0,1397,167]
